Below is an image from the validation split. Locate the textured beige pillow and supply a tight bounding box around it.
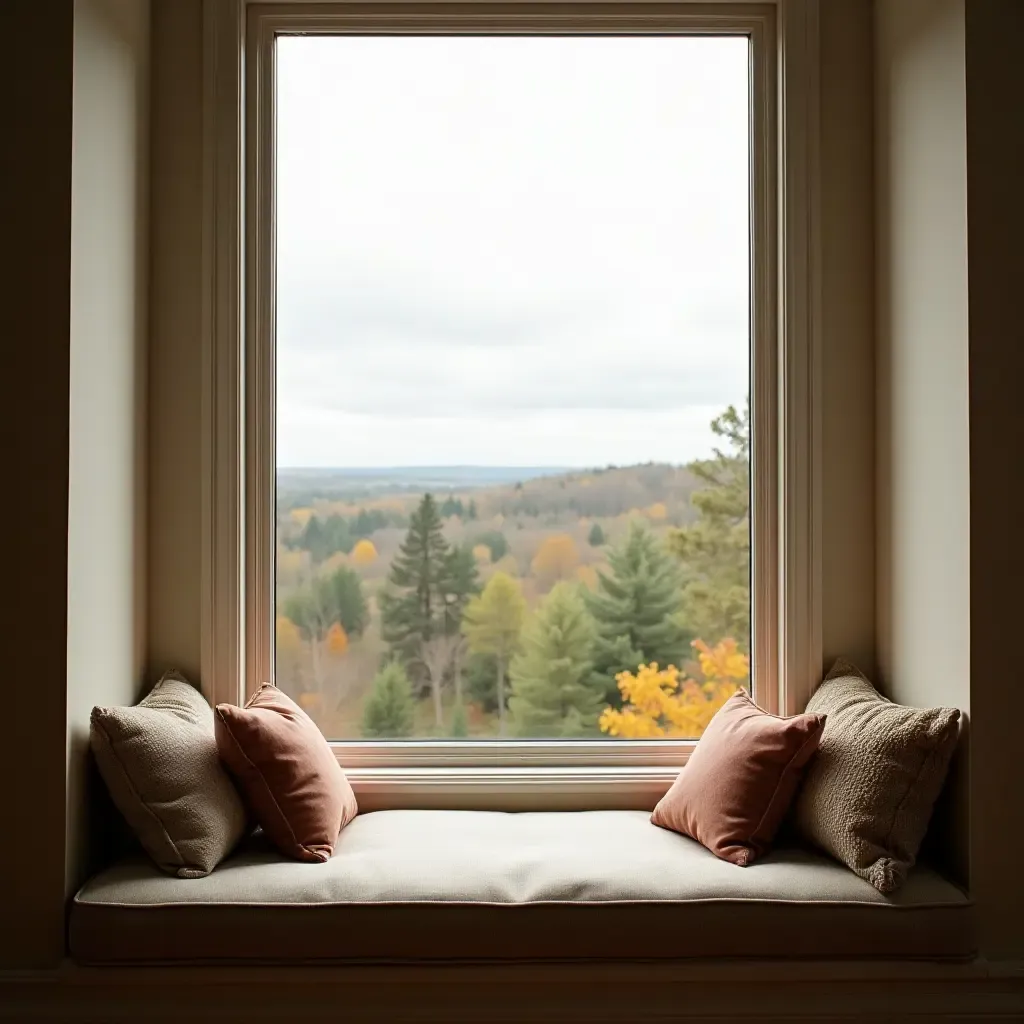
[792,659,960,893]
[91,671,247,878]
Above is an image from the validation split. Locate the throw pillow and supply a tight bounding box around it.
[215,683,358,862]
[651,691,826,865]
[792,658,961,893]
[90,670,248,878]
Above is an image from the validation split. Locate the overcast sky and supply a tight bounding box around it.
[276,35,749,469]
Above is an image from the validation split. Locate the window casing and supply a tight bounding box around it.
[202,0,821,807]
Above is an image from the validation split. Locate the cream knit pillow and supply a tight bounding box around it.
[792,659,960,893]
[91,671,247,877]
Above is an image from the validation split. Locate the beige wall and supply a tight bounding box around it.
[963,0,1024,961]
[874,0,970,709]
[874,0,970,885]
[147,0,205,685]
[0,1,76,971]
[66,0,152,896]
[819,0,876,673]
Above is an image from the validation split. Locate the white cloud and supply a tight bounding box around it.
[276,34,749,467]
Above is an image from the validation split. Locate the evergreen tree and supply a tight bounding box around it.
[462,572,526,735]
[586,521,690,705]
[668,402,750,654]
[440,543,481,705]
[588,522,606,547]
[380,494,450,670]
[467,499,479,520]
[319,565,369,637]
[508,583,602,737]
[361,662,416,738]
[473,530,508,562]
[450,702,469,737]
[281,566,368,646]
[464,652,499,712]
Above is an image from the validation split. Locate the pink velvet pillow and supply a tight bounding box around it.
[216,684,358,863]
[652,691,825,865]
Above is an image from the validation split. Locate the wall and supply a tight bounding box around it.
[873,0,971,886]
[874,1,970,708]
[0,0,76,972]
[819,0,876,672]
[963,0,1024,961]
[147,0,204,685]
[66,0,152,896]
[875,0,1024,956]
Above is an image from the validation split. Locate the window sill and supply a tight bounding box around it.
[345,765,681,811]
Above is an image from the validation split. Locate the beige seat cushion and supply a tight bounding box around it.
[90,672,248,878]
[71,810,973,964]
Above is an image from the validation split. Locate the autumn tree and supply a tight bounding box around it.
[351,538,378,566]
[586,521,691,705]
[325,622,349,656]
[531,533,580,588]
[380,494,450,669]
[473,530,508,562]
[362,661,416,738]
[281,565,368,688]
[668,402,750,654]
[275,614,304,689]
[461,571,526,735]
[508,582,602,737]
[588,522,606,547]
[599,639,749,739]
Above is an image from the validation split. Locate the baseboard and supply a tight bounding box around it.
[2,959,1023,1022]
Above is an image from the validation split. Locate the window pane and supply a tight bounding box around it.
[274,35,751,740]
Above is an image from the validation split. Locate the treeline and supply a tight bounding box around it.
[356,404,751,738]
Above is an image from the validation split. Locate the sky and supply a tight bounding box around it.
[276,35,750,469]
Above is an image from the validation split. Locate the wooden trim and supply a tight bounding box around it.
[2,959,1022,1022]
[201,0,246,709]
[202,0,822,796]
[776,0,822,715]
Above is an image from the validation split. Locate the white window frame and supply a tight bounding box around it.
[201,0,821,809]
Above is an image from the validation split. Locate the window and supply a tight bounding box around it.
[204,2,819,800]
[274,33,752,743]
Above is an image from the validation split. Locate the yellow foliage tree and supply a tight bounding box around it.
[647,502,668,520]
[276,614,303,656]
[599,639,749,740]
[575,564,599,591]
[531,533,580,585]
[351,538,378,566]
[326,621,349,656]
[472,544,492,564]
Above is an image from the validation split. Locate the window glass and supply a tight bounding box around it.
[275,35,751,740]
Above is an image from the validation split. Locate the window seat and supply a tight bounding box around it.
[70,810,973,965]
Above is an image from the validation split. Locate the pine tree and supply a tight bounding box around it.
[462,572,526,735]
[668,402,750,654]
[362,662,416,738]
[586,521,690,705]
[380,494,450,669]
[440,543,481,705]
[450,702,469,737]
[508,582,602,737]
[588,522,606,547]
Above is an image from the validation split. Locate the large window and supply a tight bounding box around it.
[272,33,753,742]
[201,1,821,796]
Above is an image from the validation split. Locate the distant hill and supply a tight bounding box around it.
[277,466,575,502]
[277,462,699,524]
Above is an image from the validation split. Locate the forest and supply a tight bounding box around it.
[274,404,751,740]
